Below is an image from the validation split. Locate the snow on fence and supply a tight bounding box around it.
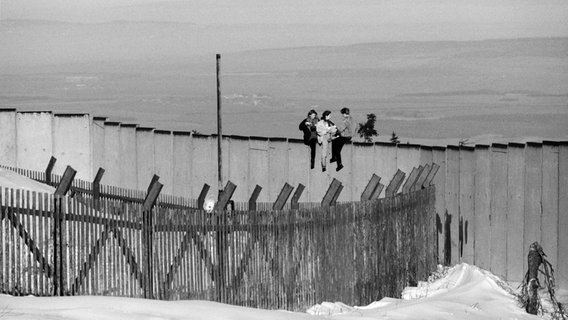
[0,179,437,311]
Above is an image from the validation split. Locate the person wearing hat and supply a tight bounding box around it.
[299,109,319,169]
[316,110,337,172]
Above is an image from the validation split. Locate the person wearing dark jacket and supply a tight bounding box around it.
[299,109,319,169]
[331,107,357,171]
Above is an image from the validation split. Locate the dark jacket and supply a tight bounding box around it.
[299,117,319,145]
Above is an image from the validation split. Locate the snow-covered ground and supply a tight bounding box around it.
[1,263,565,319]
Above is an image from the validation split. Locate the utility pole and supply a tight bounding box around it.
[216,54,223,196]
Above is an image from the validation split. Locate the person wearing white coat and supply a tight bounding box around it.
[316,110,337,172]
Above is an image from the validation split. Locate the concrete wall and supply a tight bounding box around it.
[0,109,17,167]
[0,109,566,288]
[52,114,93,180]
[16,112,53,172]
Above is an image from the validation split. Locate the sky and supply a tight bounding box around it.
[3,0,568,42]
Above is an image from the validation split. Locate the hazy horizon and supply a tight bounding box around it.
[1,2,567,145]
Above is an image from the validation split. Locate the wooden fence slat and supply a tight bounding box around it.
[445,145,460,266]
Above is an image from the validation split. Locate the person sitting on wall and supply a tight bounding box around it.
[331,107,357,172]
[316,110,337,172]
[299,109,319,169]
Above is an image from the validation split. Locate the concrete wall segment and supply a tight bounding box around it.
[119,124,138,189]
[16,111,53,172]
[0,109,17,166]
[53,114,92,180]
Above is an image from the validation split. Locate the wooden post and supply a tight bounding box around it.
[215,181,236,211]
[45,156,57,185]
[197,183,210,210]
[273,183,294,210]
[53,195,65,296]
[290,184,305,210]
[92,168,105,209]
[322,178,342,207]
[423,163,440,187]
[147,174,160,194]
[142,178,163,299]
[248,185,262,211]
[412,163,431,191]
[216,54,223,195]
[401,165,423,194]
[330,183,343,206]
[361,174,381,201]
[54,166,77,196]
[385,169,406,197]
[370,182,385,200]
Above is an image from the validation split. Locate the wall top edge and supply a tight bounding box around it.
[526,141,543,147]
[460,145,475,151]
[432,146,447,151]
[352,141,374,147]
[93,116,108,121]
[475,144,490,149]
[508,142,525,148]
[228,135,249,140]
[54,113,89,118]
[173,131,192,136]
[250,136,269,141]
[374,142,397,147]
[120,123,138,128]
[542,140,559,146]
[559,141,568,146]
[104,121,120,126]
[0,108,17,112]
[155,130,172,135]
[447,145,460,150]
[136,127,154,132]
[397,143,422,149]
[18,111,52,114]
[420,145,433,150]
[268,137,287,142]
[491,143,508,149]
[192,133,209,139]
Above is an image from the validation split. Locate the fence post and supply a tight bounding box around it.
[142,178,163,300]
[370,182,385,200]
[412,163,431,192]
[197,183,210,210]
[385,169,406,197]
[273,183,294,210]
[402,165,423,194]
[322,178,342,207]
[92,168,105,209]
[423,163,440,188]
[361,174,381,201]
[214,180,237,302]
[45,156,57,185]
[248,185,262,211]
[290,183,305,210]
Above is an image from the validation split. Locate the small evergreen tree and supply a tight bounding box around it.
[390,131,400,144]
[358,113,378,143]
